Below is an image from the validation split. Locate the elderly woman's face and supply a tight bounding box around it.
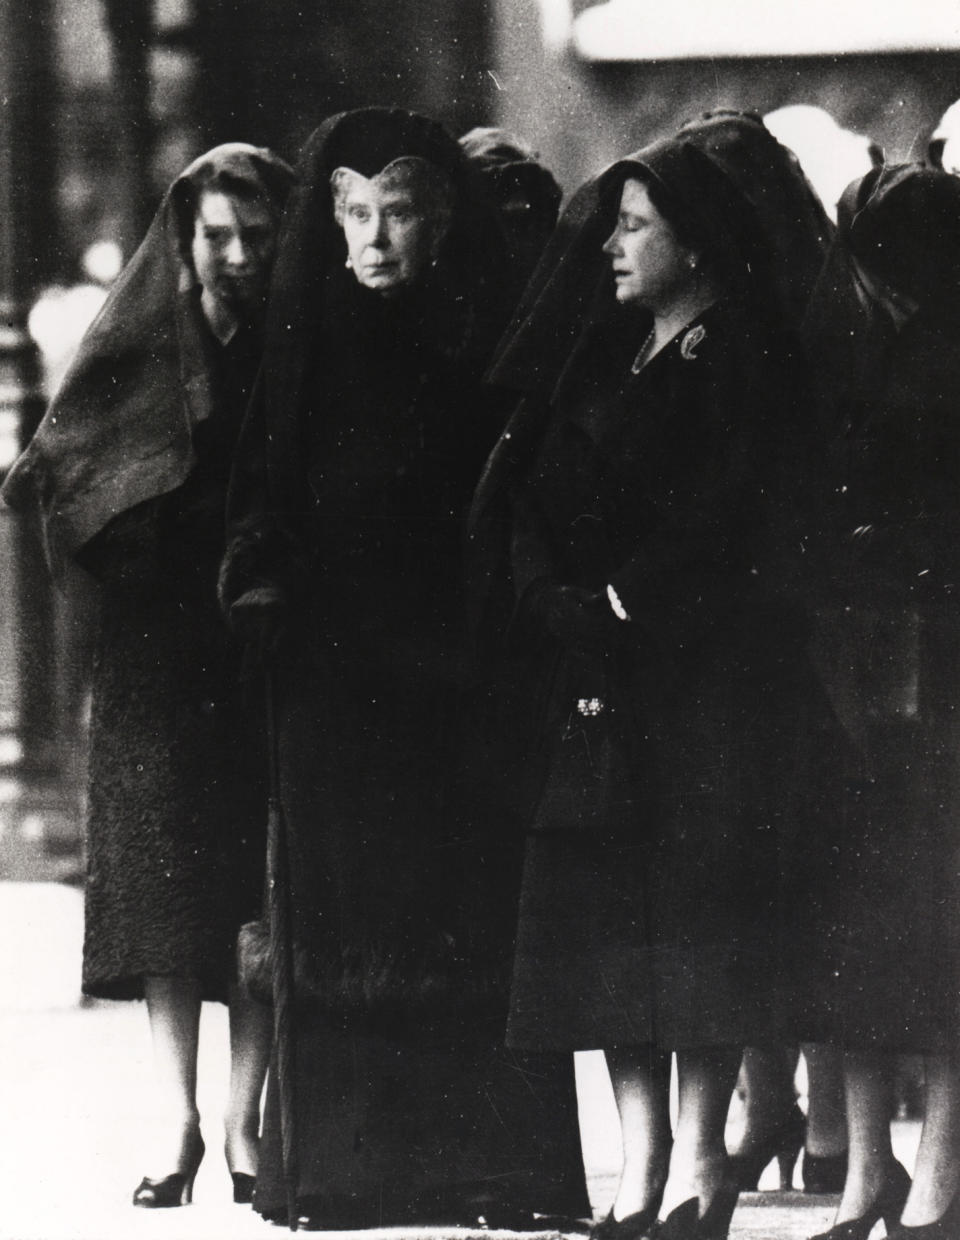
[603,178,697,312]
[191,190,277,313]
[341,178,436,295]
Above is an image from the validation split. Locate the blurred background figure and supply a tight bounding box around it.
[763,104,881,221]
[460,125,562,294]
[28,238,122,398]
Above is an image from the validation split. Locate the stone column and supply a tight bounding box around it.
[0,0,67,861]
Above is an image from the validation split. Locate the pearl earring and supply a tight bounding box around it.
[345,255,353,270]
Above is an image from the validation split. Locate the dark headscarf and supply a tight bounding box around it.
[674,111,833,312]
[250,107,511,507]
[473,113,832,503]
[803,163,960,431]
[459,126,562,225]
[1,143,295,577]
[837,162,960,322]
[459,126,563,309]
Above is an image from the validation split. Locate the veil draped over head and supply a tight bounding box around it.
[487,109,832,404]
[458,126,562,225]
[837,162,960,323]
[245,106,511,509]
[467,112,833,639]
[805,163,960,421]
[471,111,833,521]
[0,143,295,578]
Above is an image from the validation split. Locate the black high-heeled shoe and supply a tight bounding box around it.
[231,1172,256,1205]
[886,1186,960,1240]
[802,1147,849,1195]
[132,1130,205,1208]
[654,1181,740,1240]
[590,1201,662,1240]
[808,1160,911,1240]
[590,1159,670,1240]
[728,1103,805,1191]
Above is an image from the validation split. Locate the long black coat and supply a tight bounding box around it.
[80,311,267,1002]
[807,307,960,1051]
[247,283,513,1013]
[504,304,819,1052]
[221,108,589,1224]
[227,280,588,1222]
[796,164,960,1052]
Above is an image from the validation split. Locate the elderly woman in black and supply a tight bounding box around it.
[470,115,831,1240]
[1,145,294,1205]
[803,164,960,1240]
[220,106,588,1231]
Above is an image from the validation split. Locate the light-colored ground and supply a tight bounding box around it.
[0,882,920,1240]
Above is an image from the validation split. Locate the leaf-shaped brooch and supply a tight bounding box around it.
[680,323,707,360]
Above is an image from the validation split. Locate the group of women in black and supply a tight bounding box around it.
[4,100,960,1240]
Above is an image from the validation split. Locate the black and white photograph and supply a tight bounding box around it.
[3,4,960,1239]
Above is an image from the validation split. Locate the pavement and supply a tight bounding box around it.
[0,878,921,1240]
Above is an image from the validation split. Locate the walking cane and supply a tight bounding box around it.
[265,666,300,1231]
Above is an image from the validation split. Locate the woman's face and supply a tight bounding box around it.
[603,178,698,313]
[341,177,437,295]
[191,189,277,314]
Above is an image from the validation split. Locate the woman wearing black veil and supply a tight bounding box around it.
[801,164,960,1240]
[1,144,295,1206]
[220,106,589,1230]
[470,113,832,1240]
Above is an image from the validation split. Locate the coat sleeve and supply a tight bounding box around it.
[218,369,310,617]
